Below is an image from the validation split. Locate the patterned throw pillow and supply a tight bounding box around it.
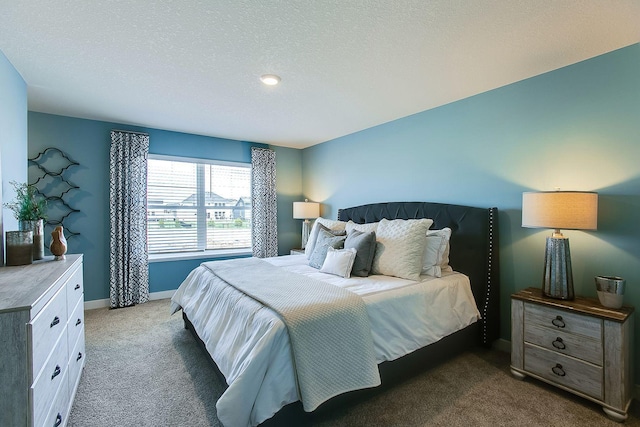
[371,218,433,281]
[309,228,347,269]
[305,218,347,259]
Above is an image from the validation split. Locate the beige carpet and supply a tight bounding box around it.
[68,299,639,426]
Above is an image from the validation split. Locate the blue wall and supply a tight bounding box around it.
[0,50,28,244]
[28,113,302,301]
[302,44,640,383]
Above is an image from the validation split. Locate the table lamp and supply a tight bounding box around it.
[293,199,320,249]
[522,191,598,300]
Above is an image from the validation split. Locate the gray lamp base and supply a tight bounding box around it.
[301,219,311,249]
[542,236,574,300]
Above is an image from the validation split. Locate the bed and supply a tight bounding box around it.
[171,201,500,426]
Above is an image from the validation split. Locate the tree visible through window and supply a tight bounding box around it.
[147,155,251,254]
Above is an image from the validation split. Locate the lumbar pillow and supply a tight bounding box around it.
[371,218,433,281]
[320,247,357,278]
[305,218,347,259]
[345,220,379,234]
[422,228,452,277]
[344,230,376,277]
[309,228,347,269]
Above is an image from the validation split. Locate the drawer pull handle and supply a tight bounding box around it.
[552,337,566,350]
[74,284,81,290]
[76,318,82,326]
[50,316,60,328]
[551,315,565,328]
[51,365,61,380]
[552,363,566,377]
[77,352,83,361]
[54,413,62,427]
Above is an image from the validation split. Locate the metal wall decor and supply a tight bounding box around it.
[28,147,81,245]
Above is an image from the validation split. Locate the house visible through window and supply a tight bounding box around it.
[147,155,252,254]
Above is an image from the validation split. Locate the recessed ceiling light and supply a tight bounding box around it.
[260,74,281,86]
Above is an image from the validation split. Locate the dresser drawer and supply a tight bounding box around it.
[524,322,602,365]
[41,369,70,427]
[29,284,68,381]
[524,302,602,340]
[65,266,84,315]
[68,332,86,398]
[524,343,603,400]
[31,328,68,427]
[67,297,84,357]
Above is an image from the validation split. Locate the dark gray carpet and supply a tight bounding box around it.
[68,299,639,426]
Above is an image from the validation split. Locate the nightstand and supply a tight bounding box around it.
[511,287,634,422]
[290,248,305,255]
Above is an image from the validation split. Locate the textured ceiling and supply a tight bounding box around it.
[1,1,639,148]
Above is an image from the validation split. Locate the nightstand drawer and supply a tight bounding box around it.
[525,302,601,340]
[524,343,603,400]
[524,322,602,365]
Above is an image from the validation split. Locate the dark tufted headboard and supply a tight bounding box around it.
[338,201,500,346]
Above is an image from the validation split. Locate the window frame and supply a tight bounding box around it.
[147,154,252,261]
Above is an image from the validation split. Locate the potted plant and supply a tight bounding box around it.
[4,181,47,260]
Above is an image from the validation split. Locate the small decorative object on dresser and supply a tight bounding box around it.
[595,275,626,309]
[5,230,33,266]
[511,287,634,422]
[3,181,47,261]
[50,225,68,260]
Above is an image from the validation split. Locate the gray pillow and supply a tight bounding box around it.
[309,228,346,269]
[345,230,377,277]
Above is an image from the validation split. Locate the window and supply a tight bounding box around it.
[147,155,252,254]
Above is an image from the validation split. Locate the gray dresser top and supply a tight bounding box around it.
[0,254,83,313]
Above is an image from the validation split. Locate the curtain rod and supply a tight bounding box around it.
[111,129,149,136]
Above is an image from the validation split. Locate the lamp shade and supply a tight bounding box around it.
[522,191,598,230]
[293,201,320,219]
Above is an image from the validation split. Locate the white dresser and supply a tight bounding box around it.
[0,254,85,427]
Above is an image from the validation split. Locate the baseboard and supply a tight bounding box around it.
[84,289,175,310]
[493,337,639,400]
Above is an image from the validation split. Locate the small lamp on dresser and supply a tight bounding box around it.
[293,199,319,249]
[522,190,598,300]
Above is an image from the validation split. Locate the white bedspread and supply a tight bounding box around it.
[170,255,481,427]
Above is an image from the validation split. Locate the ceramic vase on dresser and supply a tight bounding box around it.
[19,219,44,260]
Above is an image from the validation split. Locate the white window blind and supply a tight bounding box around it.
[147,155,252,254]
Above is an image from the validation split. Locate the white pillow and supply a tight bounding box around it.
[305,217,347,259]
[320,247,357,278]
[345,220,379,234]
[371,218,434,281]
[422,227,452,277]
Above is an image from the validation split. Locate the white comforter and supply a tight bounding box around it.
[170,255,481,427]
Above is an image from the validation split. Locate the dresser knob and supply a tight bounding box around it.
[54,413,62,427]
[551,315,565,328]
[76,318,82,326]
[77,352,83,361]
[74,284,81,290]
[51,365,61,380]
[552,363,566,377]
[552,337,566,350]
[50,316,60,328]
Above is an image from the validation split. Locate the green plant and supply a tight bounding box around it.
[3,181,47,221]
[234,218,244,227]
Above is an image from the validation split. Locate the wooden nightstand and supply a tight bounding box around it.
[290,248,305,255]
[511,287,634,422]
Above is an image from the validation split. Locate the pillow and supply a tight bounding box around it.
[345,230,376,277]
[305,218,347,259]
[309,228,347,269]
[320,247,357,278]
[422,228,452,277]
[371,218,433,281]
[345,220,379,234]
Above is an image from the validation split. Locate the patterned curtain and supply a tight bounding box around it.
[109,130,150,308]
[251,147,278,257]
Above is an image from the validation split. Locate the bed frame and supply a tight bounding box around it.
[183,201,500,425]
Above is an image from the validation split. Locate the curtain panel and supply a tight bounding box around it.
[109,130,150,308]
[251,147,278,257]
